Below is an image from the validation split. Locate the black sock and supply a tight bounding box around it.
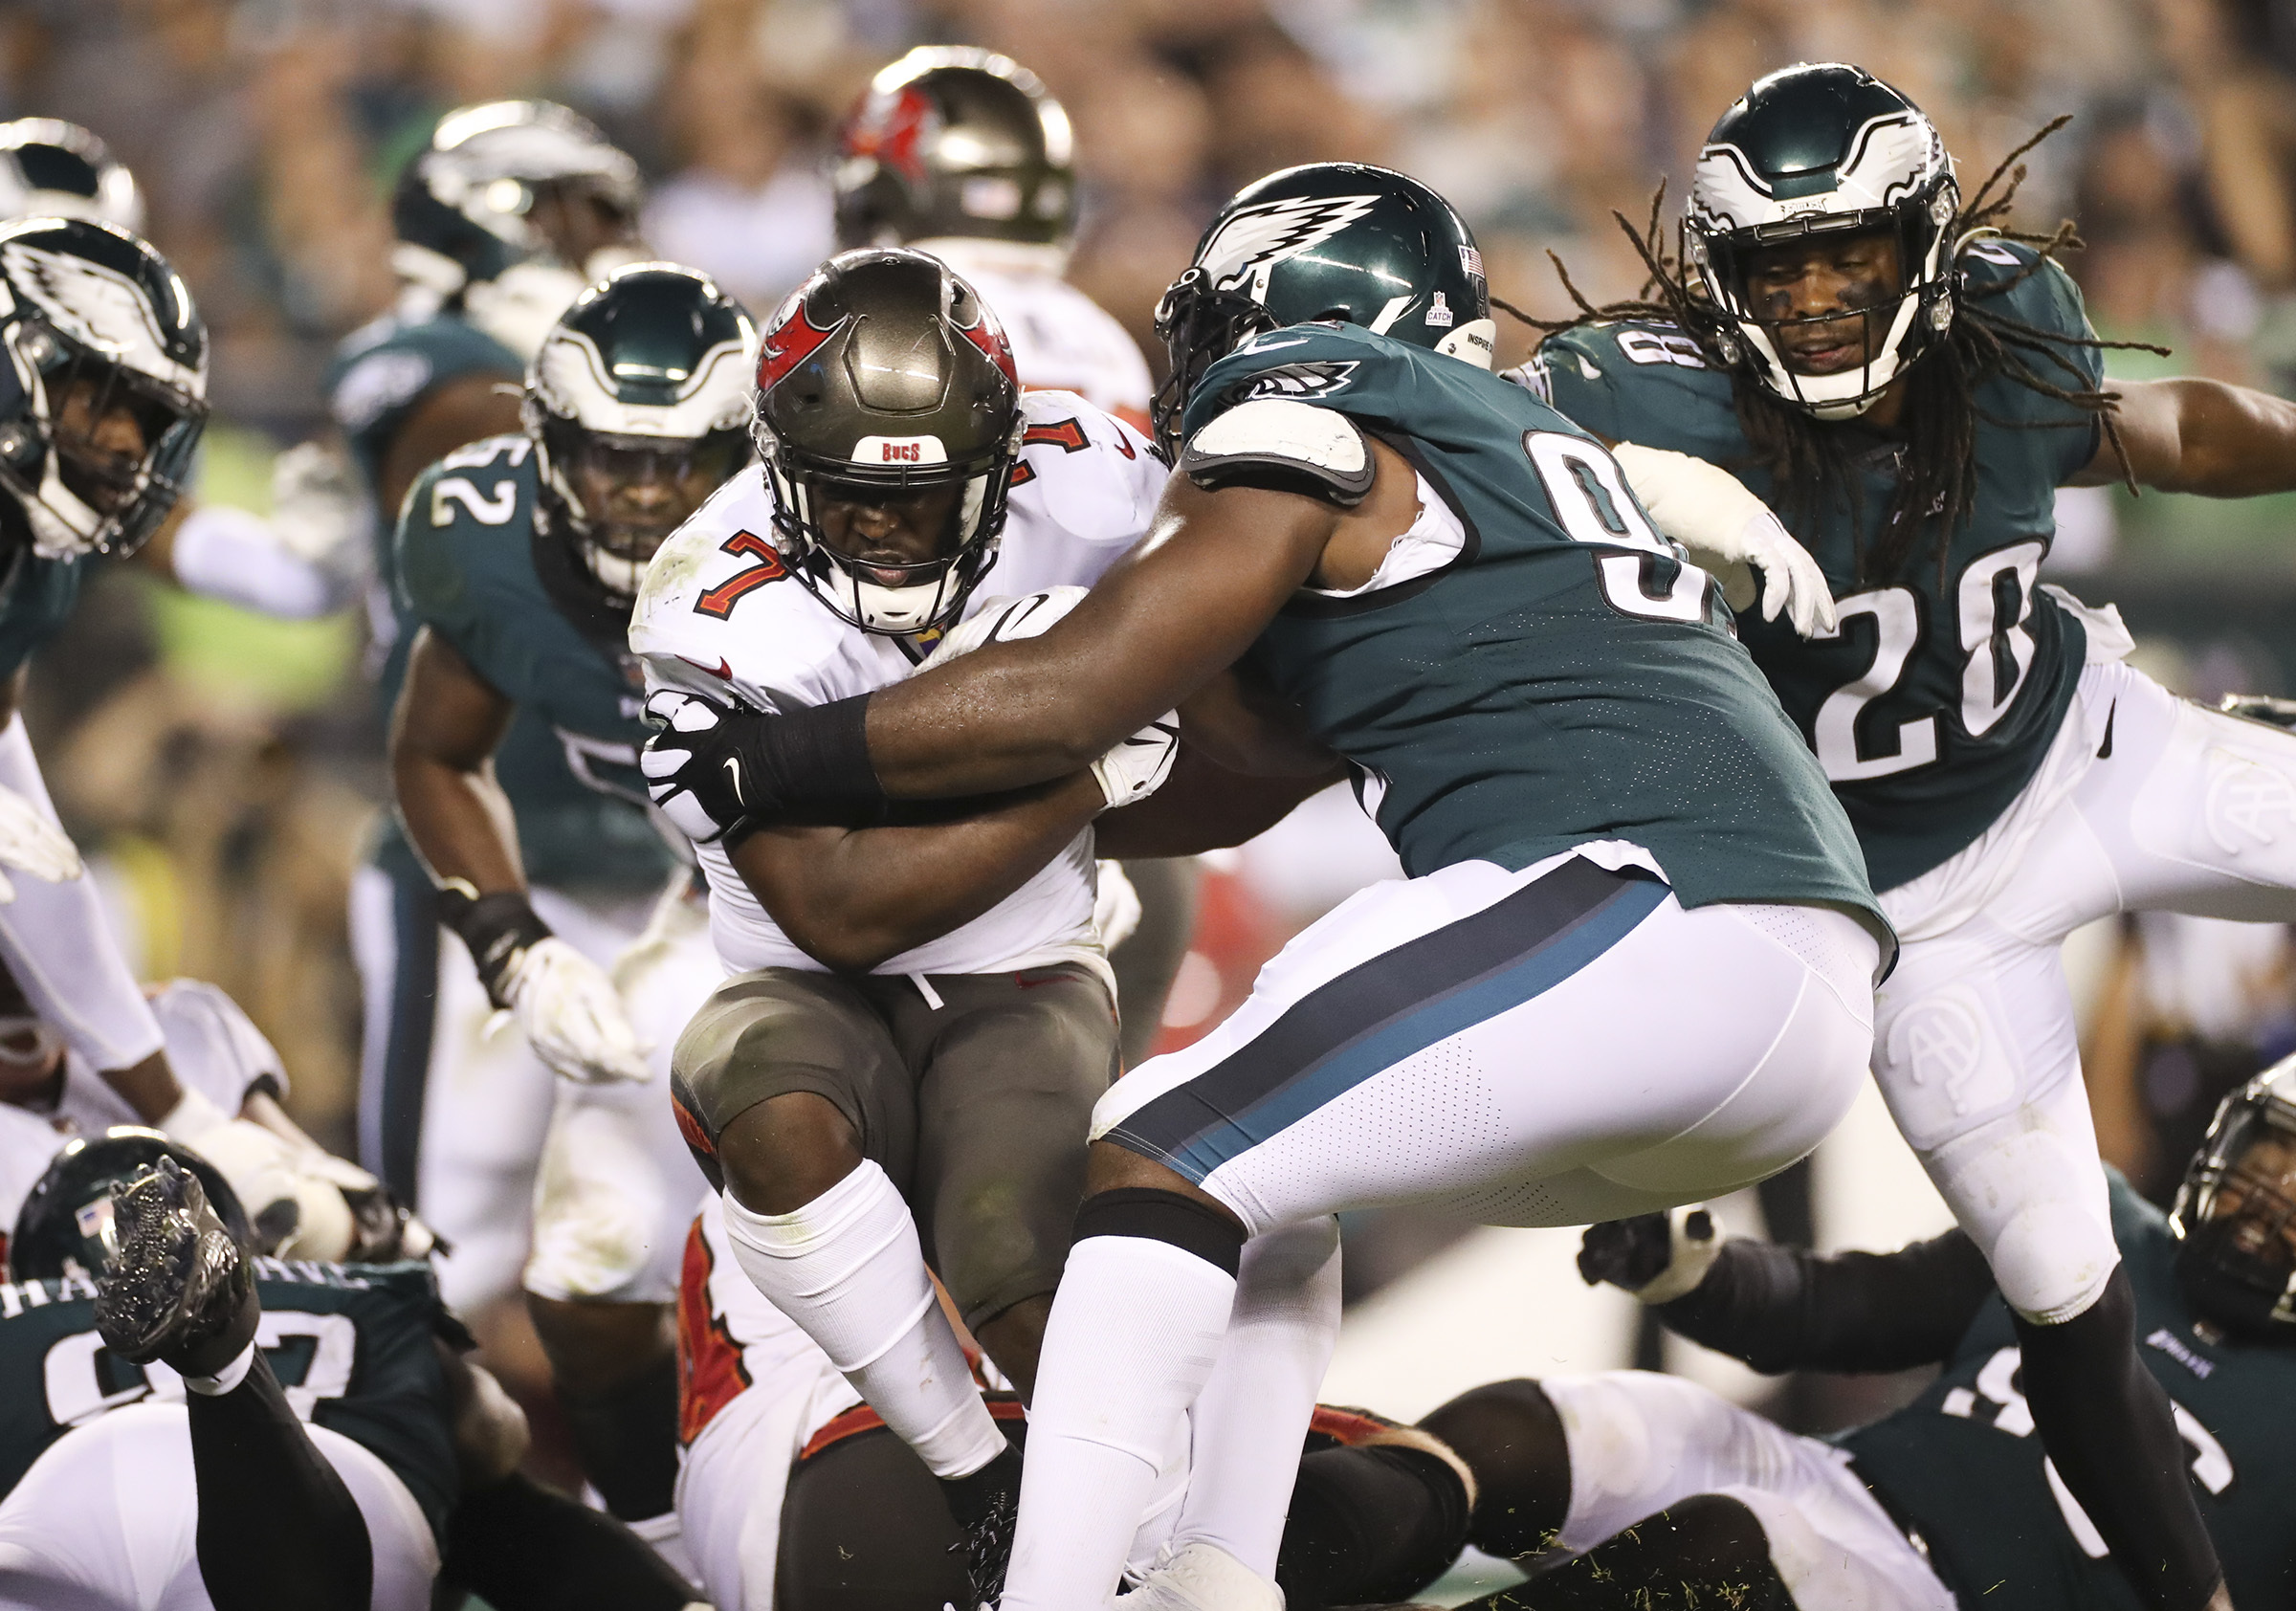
[187,1352,373,1611]
[1470,1495,1794,1611]
[2014,1269,2224,1611]
[1278,1444,1471,1610]
[558,1349,683,1521]
[443,1470,694,1611]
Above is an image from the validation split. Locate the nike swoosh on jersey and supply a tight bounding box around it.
[679,653,734,680]
[722,755,743,803]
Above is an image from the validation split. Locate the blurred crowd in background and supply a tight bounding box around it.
[7,0,2296,1299]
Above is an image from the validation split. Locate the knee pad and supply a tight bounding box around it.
[1923,1120,2116,1324]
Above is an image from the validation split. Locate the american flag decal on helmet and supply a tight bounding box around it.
[1459,244,1484,279]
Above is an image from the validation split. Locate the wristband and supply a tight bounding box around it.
[185,1338,260,1396]
[745,694,886,816]
[436,888,552,1008]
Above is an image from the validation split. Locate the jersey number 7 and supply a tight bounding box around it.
[694,532,789,620]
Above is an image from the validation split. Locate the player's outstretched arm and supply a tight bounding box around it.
[1580,1215,1997,1375]
[729,772,1110,973]
[389,626,523,895]
[2072,375,2296,497]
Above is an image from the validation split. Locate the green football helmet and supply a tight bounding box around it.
[1150,163,1492,457]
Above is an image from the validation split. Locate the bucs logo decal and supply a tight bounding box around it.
[843,84,938,187]
[756,287,848,393]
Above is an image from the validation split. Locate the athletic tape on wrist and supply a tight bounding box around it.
[185,1338,259,1396]
[434,888,552,1005]
[745,694,885,817]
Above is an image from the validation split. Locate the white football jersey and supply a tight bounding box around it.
[0,981,285,1235]
[915,238,1154,424]
[631,389,1167,982]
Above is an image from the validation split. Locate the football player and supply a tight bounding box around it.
[834,46,1189,1065]
[0,1133,700,1611]
[633,245,1294,1596]
[675,1191,1475,1611]
[326,100,666,1233]
[0,214,267,1159]
[387,263,751,1560]
[1411,1058,2296,1611]
[1528,63,2296,1611]
[0,118,368,621]
[639,164,1888,1610]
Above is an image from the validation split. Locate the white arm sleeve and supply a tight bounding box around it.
[0,716,164,1070]
[170,503,355,620]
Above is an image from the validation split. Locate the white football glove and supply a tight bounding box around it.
[1610,442,1836,638]
[0,783,82,903]
[498,937,651,1084]
[927,590,1181,810]
[267,439,373,596]
[185,1118,359,1260]
[640,687,746,844]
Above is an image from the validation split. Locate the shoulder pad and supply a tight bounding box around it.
[1180,398,1373,507]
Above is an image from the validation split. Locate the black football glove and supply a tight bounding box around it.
[1578,1205,1720,1303]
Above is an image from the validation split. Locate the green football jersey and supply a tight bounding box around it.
[1183,323,1881,927]
[0,547,88,681]
[392,435,673,892]
[0,1259,460,1540]
[325,310,522,598]
[1536,243,2106,893]
[1840,1174,2296,1610]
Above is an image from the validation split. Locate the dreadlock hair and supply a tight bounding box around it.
[1502,118,2170,591]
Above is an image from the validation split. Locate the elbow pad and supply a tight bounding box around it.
[1181,399,1375,507]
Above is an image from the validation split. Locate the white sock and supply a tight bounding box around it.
[1175,1217,1343,1578]
[718,1163,1004,1478]
[1003,1234,1238,1611]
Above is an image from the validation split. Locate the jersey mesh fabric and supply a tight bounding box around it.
[1182,321,1881,929]
[1537,244,2106,893]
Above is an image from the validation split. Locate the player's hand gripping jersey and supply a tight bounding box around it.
[1535,243,2118,893]
[1190,322,1878,923]
[631,390,1166,978]
[393,432,678,887]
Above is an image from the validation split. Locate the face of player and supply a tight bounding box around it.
[1739,227,1905,376]
[569,434,744,563]
[51,370,158,514]
[2209,1129,2296,1269]
[816,482,965,585]
[528,177,638,273]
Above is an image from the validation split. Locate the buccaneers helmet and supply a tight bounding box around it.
[525,263,757,608]
[2173,1058,2296,1336]
[0,121,144,232]
[0,217,208,560]
[834,48,1076,254]
[1687,63,1960,420]
[1150,163,1492,458]
[753,249,1021,636]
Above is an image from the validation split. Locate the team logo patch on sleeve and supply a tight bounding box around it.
[1224,361,1359,406]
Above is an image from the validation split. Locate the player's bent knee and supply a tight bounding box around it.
[1416,1379,1570,1559]
[716,1092,865,1215]
[1992,1199,2121,1324]
[1073,1186,1245,1275]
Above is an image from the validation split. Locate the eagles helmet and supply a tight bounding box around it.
[0,217,208,561]
[753,249,1021,635]
[391,99,642,296]
[11,1128,251,1283]
[0,120,144,232]
[2172,1058,2296,1336]
[1687,63,1959,421]
[834,48,1077,254]
[1150,163,1493,459]
[525,263,758,608]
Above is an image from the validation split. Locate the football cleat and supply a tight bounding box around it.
[940,1442,1023,1609]
[93,1156,258,1379]
[1119,1540,1283,1611]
